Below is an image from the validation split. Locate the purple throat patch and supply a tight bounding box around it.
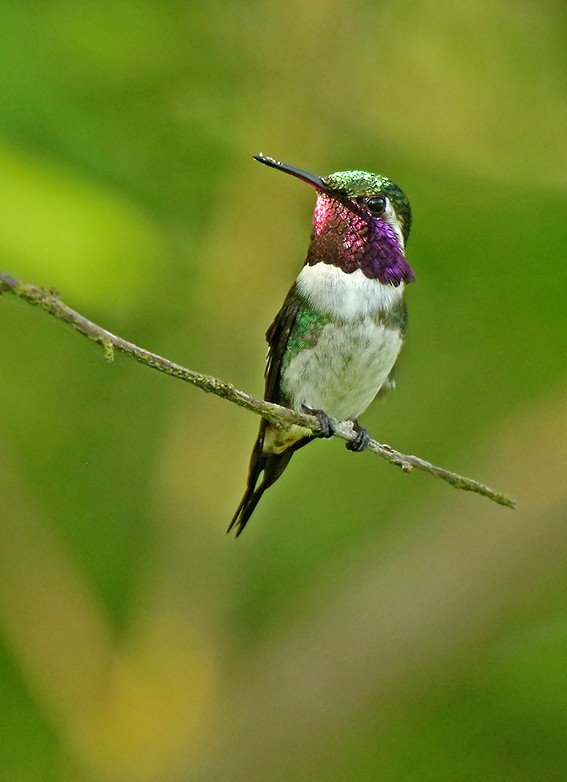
[366,219,415,286]
[308,196,415,286]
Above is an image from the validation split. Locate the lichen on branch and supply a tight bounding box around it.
[0,271,516,509]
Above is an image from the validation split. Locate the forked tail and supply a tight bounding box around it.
[228,428,311,536]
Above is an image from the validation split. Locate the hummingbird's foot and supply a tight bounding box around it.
[302,405,336,439]
[346,420,370,452]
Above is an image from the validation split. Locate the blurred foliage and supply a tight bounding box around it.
[0,1,565,780]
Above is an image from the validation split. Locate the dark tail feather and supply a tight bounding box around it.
[228,431,310,537]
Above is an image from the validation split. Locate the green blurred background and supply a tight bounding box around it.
[0,1,566,780]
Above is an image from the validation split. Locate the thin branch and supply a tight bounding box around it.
[0,271,516,509]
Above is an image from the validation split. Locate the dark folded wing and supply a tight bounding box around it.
[264,283,302,404]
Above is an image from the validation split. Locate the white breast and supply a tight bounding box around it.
[296,264,404,321]
[282,319,403,421]
[265,264,406,452]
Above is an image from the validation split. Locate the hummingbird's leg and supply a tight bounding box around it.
[346,419,370,452]
[301,404,336,439]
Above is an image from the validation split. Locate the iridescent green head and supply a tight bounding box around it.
[322,170,412,244]
[254,154,415,286]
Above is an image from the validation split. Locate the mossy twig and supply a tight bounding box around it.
[0,271,516,509]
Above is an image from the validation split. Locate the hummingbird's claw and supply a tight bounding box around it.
[346,421,370,452]
[302,405,336,439]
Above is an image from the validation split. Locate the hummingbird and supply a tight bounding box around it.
[228,154,415,536]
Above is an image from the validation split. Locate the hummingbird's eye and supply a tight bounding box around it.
[365,195,387,215]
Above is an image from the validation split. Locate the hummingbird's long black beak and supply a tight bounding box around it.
[253,153,369,223]
[254,154,329,192]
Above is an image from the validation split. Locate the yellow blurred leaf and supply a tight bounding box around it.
[0,142,164,312]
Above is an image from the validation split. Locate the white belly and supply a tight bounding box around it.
[281,319,403,421]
